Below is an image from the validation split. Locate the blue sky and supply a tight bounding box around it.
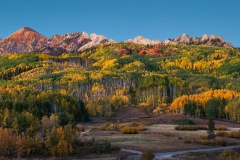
[0,0,240,47]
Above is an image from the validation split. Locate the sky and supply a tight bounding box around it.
[0,0,240,47]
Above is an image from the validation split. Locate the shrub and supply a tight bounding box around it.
[75,124,84,132]
[216,131,229,137]
[197,137,227,146]
[141,150,154,160]
[88,125,98,130]
[120,127,138,134]
[215,125,227,131]
[175,119,195,125]
[231,131,240,138]
[175,125,199,131]
[100,123,119,131]
[136,124,145,131]
[100,122,145,133]
[93,139,113,154]
[198,125,208,130]
[198,125,227,130]
[216,130,240,138]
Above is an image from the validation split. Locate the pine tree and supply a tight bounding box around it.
[207,118,215,140]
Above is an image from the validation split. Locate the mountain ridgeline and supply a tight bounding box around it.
[0,27,234,56]
[0,27,239,121]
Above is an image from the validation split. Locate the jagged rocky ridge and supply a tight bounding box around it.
[0,27,234,56]
[127,33,233,48]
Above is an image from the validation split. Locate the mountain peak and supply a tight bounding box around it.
[21,27,37,32]
[181,33,189,37]
[5,27,42,41]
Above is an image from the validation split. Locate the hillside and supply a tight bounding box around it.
[0,42,239,118]
[0,38,240,158]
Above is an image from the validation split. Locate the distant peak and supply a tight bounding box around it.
[181,33,189,37]
[126,36,161,45]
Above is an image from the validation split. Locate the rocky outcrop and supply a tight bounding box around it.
[126,36,161,45]
[0,27,115,56]
[78,33,115,51]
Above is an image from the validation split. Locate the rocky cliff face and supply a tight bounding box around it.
[128,33,234,48]
[0,27,114,56]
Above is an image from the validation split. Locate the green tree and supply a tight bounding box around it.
[206,99,219,119]
[207,118,215,140]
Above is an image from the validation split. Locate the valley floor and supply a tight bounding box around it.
[79,107,240,159]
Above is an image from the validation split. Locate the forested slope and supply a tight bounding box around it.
[0,42,239,118]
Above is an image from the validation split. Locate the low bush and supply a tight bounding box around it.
[141,150,154,160]
[215,125,227,131]
[197,137,227,146]
[75,124,84,132]
[175,125,199,131]
[198,125,208,130]
[175,119,195,125]
[100,122,145,133]
[175,125,227,131]
[216,130,240,138]
[216,131,229,137]
[100,123,119,131]
[120,126,138,134]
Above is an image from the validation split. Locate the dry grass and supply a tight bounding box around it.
[84,108,240,155]
[85,124,215,152]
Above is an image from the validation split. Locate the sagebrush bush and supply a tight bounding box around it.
[216,131,228,137]
[100,123,119,131]
[175,125,227,131]
[175,119,195,125]
[197,137,227,146]
[120,127,138,134]
[100,122,145,133]
[215,125,227,131]
[175,125,199,131]
[216,130,240,138]
[198,125,208,130]
[75,124,84,132]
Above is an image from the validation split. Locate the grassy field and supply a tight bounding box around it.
[78,107,240,159]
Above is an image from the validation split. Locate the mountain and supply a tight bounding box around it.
[128,33,233,48]
[0,27,114,56]
[0,27,234,56]
[0,27,47,55]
